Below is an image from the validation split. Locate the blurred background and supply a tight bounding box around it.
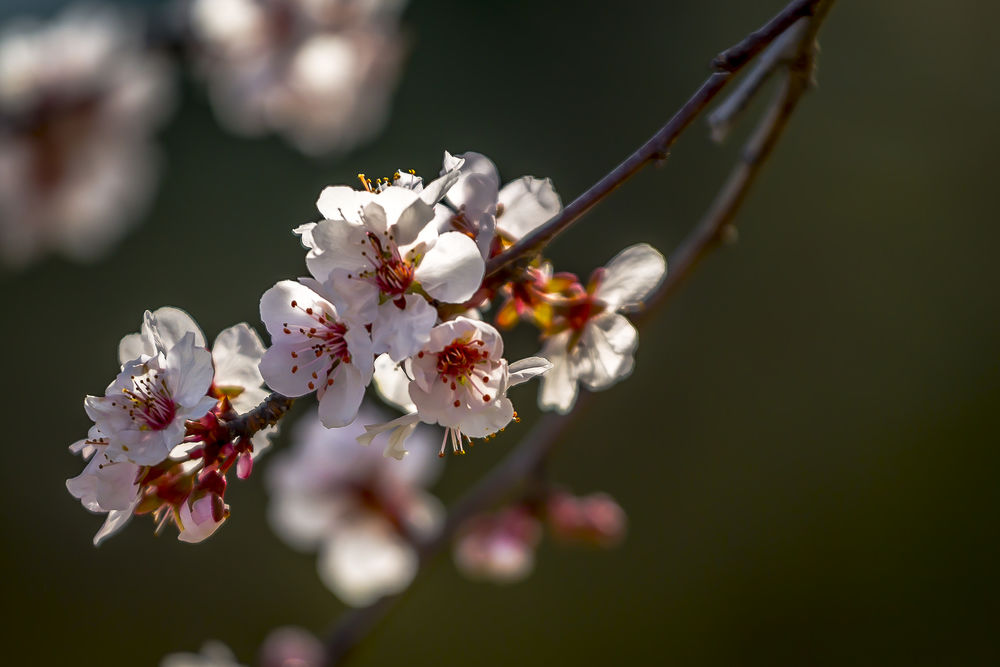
[2,0,998,664]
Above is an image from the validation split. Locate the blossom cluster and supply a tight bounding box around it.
[189,0,408,154]
[67,308,275,544]
[266,401,626,604]
[66,150,664,558]
[266,403,442,606]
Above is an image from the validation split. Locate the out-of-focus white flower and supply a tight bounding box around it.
[0,5,172,268]
[189,0,407,155]
[453,506,542,584]
[259,279,374,428]
[266,403,441,606]
[539,243,666,414]
[437,151,562,258]
[359,317,550,457]
[160,641,246,667]
[300,168,484,362]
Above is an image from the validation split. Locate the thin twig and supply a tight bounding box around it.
[707,18,808,143]
[482,0,825,281]
[319,2,834,664]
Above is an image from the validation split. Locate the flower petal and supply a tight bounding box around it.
[414,232,485,303]
[259,343,329,397]
[508,356,553,387]
[117,333,147,366]
[595,243,666,310]
[373,353,416,413]
[372,296,436,363]
[317,364,366,428]
[145,307,205,352]
[538,334,579,414]
[212,323,265,390]
[306,219,367,281]
[444,151,499,210]
[316,185,369,221]
[93,507,136,546]
[259,280,337,339]
[577,313,638,390]
[497,176,561,240]
[166,332,215,407]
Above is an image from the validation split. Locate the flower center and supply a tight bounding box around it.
[436,338,488,379]
[281,299,354,389]
[359,231,414,298]
[118,368,177,431]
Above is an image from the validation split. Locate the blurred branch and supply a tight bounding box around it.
[482,0,825,281]
[321,1,835,664]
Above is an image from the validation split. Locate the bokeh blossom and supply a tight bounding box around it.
[267,403,442,606]
[189,0,407,155]
[0,5,172,268]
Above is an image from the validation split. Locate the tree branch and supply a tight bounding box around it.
[223,392,294,443]
[320,1,835,664]
[482,0,825,281]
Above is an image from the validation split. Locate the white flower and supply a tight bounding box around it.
[360,318,550,457]
[189,0,407,155]
[259,279,374,427]
[85,331,216,466]
[538,243,666,413]
[118,306,274,453]
[438,151,562,257]
[301,171,484,362]
[65,426,141,546]
[0,5,172,268]
[266,404,441,606]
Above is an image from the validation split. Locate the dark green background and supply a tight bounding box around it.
[2,0,997,664]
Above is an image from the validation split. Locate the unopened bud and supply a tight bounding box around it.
[547,492,627,548]
[177,493,228,544]
[453,506,542,584]
[259,627,324,667]
[236,451,253,480]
